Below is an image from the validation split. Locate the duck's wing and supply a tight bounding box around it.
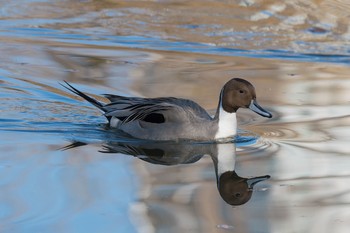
[60,82,166,122]
[60,82,212,124]
[103,95,212,124]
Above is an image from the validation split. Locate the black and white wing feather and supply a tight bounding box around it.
[61,82,211,125]
[103,95,184,124]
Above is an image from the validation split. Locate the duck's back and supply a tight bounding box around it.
[104,96,216,140]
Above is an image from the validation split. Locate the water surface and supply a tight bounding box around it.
[1,1,350,233]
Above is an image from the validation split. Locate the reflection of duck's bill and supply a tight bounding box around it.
[246,175,271,190]
[249,99,272,118]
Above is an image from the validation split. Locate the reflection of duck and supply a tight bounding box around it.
[211,143,270,205]
[64,140,270,206]
[61,78,272,141]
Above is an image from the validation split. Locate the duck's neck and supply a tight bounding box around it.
[214,91,237,140]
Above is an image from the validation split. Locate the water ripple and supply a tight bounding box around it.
[2,28,350,65]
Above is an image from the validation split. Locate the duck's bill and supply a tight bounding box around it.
[246,175,271,190]
[249,99,272,118]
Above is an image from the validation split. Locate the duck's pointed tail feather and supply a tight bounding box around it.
[60,81,106,112]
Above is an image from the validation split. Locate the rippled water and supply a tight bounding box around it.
[1,1,350,233]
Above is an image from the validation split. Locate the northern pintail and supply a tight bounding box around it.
[61,78,272,141]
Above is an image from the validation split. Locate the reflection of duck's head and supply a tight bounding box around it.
[218,171,270,206]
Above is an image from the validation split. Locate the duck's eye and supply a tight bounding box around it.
[234,193,242,198]
[239,90,245,94]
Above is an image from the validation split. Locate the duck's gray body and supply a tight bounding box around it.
[61,78,272,141]
[105,96,219,141]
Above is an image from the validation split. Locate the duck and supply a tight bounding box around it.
[61,78,272,141]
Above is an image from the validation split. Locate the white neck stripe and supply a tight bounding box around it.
[215,90,237,139]
[215,106,237,139]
